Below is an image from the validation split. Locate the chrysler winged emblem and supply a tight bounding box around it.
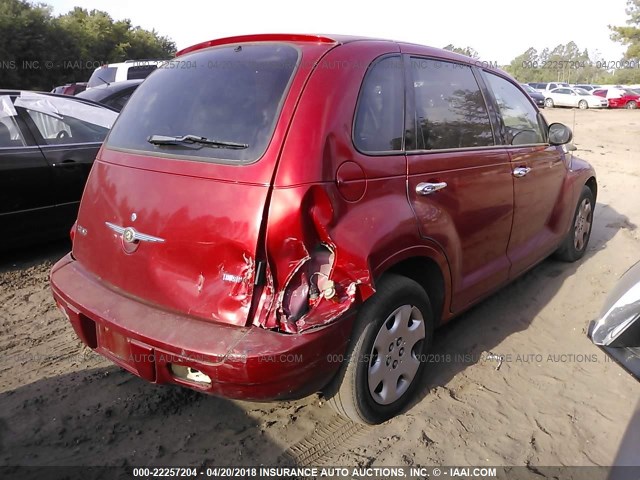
[105,222,165,249]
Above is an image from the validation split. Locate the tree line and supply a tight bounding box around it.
[0,0,176,90]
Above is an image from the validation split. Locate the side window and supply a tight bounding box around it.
[0,96,26,148]
[483,72,545,146]
[0,117,26,148]
[409,58,494,150]
[26,110,72,142]
[353,56,404,153]
[14,94,116,145]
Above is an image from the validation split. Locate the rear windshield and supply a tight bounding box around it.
[106,44,299,164]
[126,64,157,80]
[88,67,117,87]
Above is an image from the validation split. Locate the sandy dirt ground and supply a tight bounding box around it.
[0,108,639,472]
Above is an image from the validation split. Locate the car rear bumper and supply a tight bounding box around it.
[50,254,353,400]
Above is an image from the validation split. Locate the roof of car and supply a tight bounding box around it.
[77,79,143,102]
[0,89,119,111]
[176,33,509,76]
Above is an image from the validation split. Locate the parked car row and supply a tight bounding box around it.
[528,82,571,94]
[49,58,159,106]
[528,82,603,93]
[526,82,640,109]
[47,34,596,425]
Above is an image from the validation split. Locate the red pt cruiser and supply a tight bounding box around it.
[50,34,596,424]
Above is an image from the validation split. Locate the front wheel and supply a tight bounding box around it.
[626,101,638,109]
[545,98,554,108]
[554,185,595,262]
[578,100,588,110]
[324,274,434,424]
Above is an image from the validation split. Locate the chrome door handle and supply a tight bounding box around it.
[513,167,531,178]
[416,182,447,195]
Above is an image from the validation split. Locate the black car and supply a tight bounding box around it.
[76,79,143,112]
[520,83,546,108]
[0,91,118,248]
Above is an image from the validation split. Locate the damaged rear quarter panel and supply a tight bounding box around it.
[262,184,371,333]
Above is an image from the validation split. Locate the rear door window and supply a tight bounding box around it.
[408,58,494,150]
[353,56,405,153]
[0,96,26,148]
[126,64,157,80]
[14,93,117,145]
[106,44,299,164]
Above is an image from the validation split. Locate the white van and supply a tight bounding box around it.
[86,60,164,89]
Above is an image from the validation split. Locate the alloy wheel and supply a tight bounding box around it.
[574,198,592,251]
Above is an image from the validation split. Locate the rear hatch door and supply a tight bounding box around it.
[72,39,336,326]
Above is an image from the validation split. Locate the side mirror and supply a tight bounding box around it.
[548,122,573,145]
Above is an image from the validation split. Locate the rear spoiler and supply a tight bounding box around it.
[176,34,337,57]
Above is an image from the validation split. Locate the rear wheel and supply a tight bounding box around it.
[578,100,588,110]
[545,98,554,108]
[324,274,434,424]
[626,101,638,109]
[554,185,595,262]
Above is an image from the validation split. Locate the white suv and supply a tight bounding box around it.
[87,60,163,89]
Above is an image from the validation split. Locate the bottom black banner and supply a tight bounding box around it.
[0,465,639,480]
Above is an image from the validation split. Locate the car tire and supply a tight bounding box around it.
[324,274,434,424]
[545,98,554,108]
[578,100,588,110]
[554,185,595,262]
[626,101,638,109]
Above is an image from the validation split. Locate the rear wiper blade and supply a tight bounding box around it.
[147,134,248,149]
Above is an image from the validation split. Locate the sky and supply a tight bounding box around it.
[47,0,632,65]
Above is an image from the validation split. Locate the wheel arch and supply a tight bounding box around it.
[585,176,598,201]
[372,246,452,326]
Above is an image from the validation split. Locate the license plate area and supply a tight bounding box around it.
[97,324,156,381]
[98,325,130,361]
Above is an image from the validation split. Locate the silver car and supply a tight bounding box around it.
[590,260,640,379]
